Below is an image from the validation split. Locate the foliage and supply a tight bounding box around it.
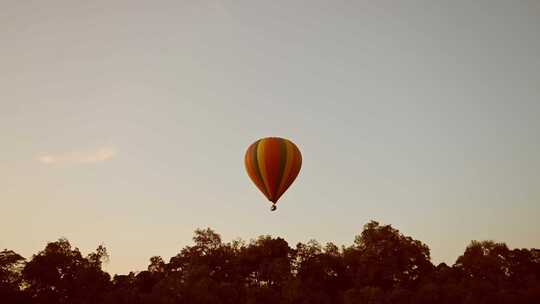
[2,221,540,304]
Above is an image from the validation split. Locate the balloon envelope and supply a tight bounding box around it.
[244,137,302,204]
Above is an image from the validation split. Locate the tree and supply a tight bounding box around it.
[0,249,27,303]
[292,241,347,304]
[455,240,510,282]
[344,221,433,290]
[2,222,539,303]
[344,286,384,304]
[23,238,111,304]
[166,228,247,304]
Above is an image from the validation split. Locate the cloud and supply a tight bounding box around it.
[38,147,117,165]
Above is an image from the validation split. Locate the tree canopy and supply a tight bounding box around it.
[2,221,539,304]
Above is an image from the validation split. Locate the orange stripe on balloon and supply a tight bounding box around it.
[256,138,272,199]
[262,138,282,202]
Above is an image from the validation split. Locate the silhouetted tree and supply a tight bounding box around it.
[291,240,347,303]
[0,249,27,304]
[452,240,540,304]
[23,238,110,304]
[2,221,539,303]
[343,221,433,291]
[343,286,384,304]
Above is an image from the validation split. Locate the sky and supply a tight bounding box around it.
[1,0,539,275]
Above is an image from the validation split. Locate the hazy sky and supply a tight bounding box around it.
[1,0,539,274]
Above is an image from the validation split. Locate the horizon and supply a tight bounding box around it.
[7,221,529,276]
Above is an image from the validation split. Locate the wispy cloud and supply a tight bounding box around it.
[38,147,117,165]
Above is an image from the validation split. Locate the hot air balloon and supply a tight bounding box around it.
[244,137,302,211]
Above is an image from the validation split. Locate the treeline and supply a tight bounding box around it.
[1,221,539,304]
